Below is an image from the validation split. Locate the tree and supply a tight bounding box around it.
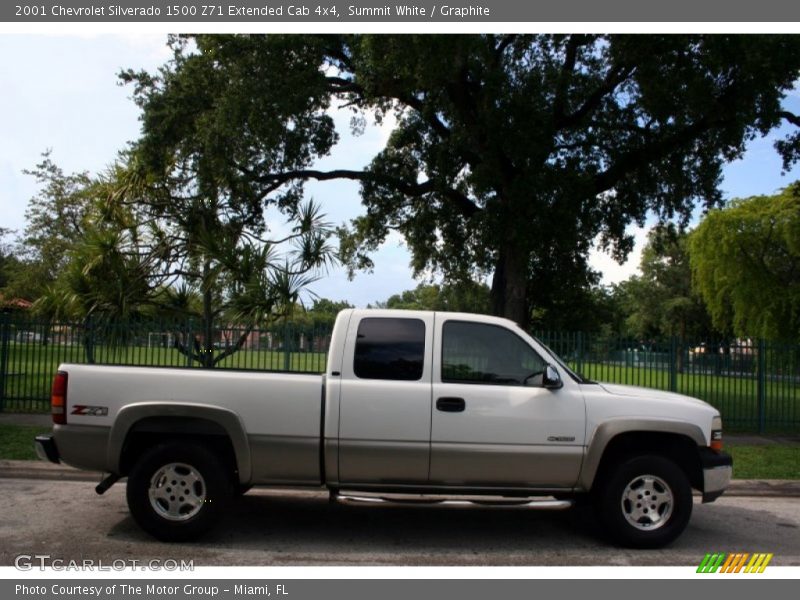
[28,156,336,366]
[373,281,491,313]
[106,162,336,368]
[304,298,354,327]
[122,34,800,327]
[689,185,800,340]
[5,154,97,301]
[622,225,714,341]
[0,228,18,291]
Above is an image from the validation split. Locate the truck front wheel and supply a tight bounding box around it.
[126,442,234,542]
[594,454,692,548]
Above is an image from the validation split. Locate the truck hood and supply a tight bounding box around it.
[597,382,716,413]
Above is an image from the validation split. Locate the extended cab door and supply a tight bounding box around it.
[337,312,434,484]
[429,317,585,489]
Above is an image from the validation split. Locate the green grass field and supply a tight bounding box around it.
[1,342,799,432]
[728,445,800,479]
[0,424,50,460]
[578,361,800,432]
[1,341,327,412]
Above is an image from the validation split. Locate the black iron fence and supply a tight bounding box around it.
[538,331,800,433]
[1,314,798,432]
[0,314,332,413]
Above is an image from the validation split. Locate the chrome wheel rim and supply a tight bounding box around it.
[620,474,674,531]
[148,462,206,522]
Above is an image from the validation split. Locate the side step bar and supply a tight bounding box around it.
[335,493,574,510]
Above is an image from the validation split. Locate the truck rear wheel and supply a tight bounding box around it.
[594,454,692,548]
[126,442,234,542]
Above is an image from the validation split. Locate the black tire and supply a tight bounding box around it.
[593,454,692,549]
[126,442,234,542]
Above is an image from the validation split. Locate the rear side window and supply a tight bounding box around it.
[353,318,426,381]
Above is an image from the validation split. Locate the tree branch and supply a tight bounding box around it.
[779,110,800,128]
[212,327,254,365]
[592,116,730,195]
[243,166,481,218]
[493,34,517,64]
[558,62,635,130]
[552,34,589,126]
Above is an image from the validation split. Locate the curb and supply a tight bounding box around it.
[2,460,800,497]
[0,459,102,483]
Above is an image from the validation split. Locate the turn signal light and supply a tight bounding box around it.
[51,371,68,425]
[710,429,723,452]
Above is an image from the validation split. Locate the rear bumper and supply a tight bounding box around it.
[35,434,60,464]
[699,448,732,503]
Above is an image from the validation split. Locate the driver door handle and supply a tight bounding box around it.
[436,397,466,412]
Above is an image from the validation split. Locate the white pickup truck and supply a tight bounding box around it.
[35,309,731,548]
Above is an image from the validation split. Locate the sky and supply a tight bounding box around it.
[2,33,800,307]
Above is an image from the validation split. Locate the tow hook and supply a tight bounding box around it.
[95,473,120,495]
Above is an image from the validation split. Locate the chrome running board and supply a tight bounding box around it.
[335,493,574,510]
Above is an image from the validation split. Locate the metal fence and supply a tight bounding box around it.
[537,332,800,433]
[1,314,798,432]
[0,313,333,413]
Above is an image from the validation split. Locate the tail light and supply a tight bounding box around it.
[51,371,68,425]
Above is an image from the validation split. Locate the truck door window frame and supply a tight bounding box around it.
[441,320,547,386]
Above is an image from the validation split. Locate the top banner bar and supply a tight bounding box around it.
[6,0,800,22]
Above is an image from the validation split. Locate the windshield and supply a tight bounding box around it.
[532,336,595,384]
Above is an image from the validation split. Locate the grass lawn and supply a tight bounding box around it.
[1,341,328,412]
[727,445,800,480]
[0,424,50,460]
[579,361,800,432]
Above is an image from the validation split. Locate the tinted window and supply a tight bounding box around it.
[442,321,546,385]
[354,318,426,381]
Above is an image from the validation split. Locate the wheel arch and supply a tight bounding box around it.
[108,403,252,484]
[580,419,705,492]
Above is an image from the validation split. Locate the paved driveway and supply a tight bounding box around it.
[1,478,798,567]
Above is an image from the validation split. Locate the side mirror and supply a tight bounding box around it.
[542,364,563,390]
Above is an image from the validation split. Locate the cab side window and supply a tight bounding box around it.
[353,318,426,381]
[442,321,545,385]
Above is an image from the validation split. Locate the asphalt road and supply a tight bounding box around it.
[1,478,798,567]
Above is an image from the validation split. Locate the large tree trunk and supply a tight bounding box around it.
[490,245,529,328]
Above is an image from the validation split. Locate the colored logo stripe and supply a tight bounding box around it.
[697,552,772,573]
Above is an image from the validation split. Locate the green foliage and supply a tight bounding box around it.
[623,224,714,339]
[2,155,97,302]
[0,425,51,460]
[374,281,491,313]
[21,151,336,366]
[0,228,19,292]
[689,185,800,340]
[728,445,800,480]
[121,34,800,327]
[304,298,354,327]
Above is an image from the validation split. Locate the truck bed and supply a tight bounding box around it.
[54,364,325,485]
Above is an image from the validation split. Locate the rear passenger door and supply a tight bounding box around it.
[337,313,434,484]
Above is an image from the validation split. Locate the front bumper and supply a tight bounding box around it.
[35,434,60,464]
[699,447,732,503]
